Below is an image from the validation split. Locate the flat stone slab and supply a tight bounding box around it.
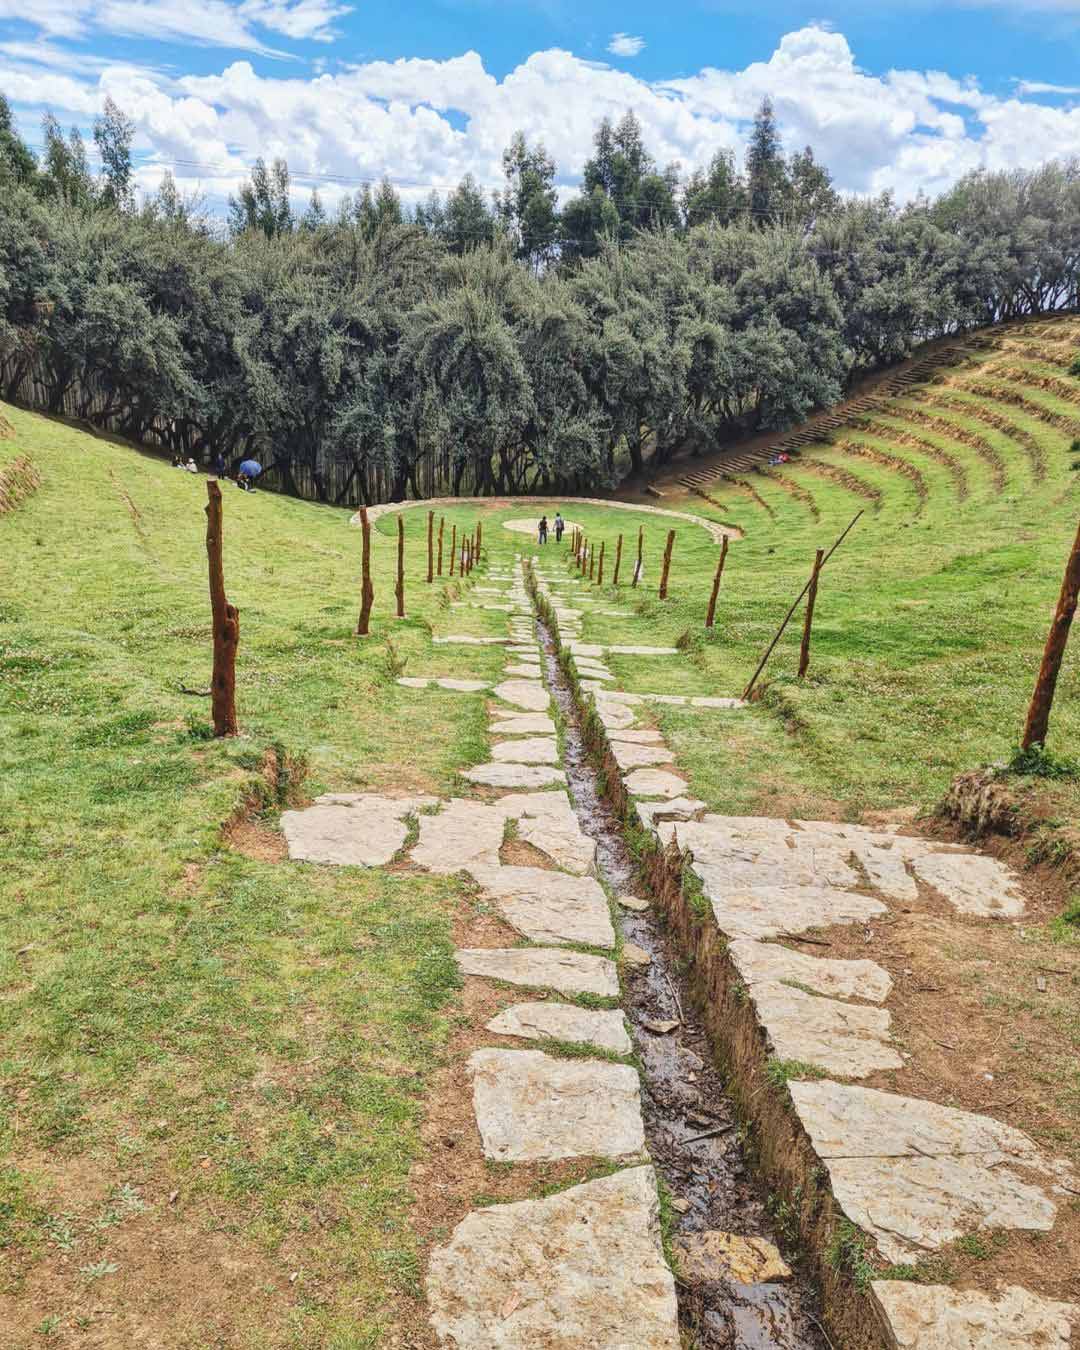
[672,1231,791,1285]
[691,696,746,709]
[624,768,690,799]
[411,799,505,873]
[435,635,510,645]
[426,1166,679,1350]
[870,1281,1078,1349]
[911,851,1026,918]
[516,806,596,875]
[611,740,675,770]
[491,736,560,765]
[595,701,638,730]
[438,677,490,692]
[790,1081,1073,1262]
[751,981,902,1078]
[469,865,614,948]
[489,714,556,735]
[469,1049,645,1161]
[397,676,430,688]
[503,663,544,679]
[636,797,708,828]
[486,1002,632,1054]
[607,729,666,744]
[729,939,892,1002]
[463,763,567,789]
[665,818,861,890]
[456,947,619,997]
[281,793,437,867]
[492,679,550,712]
[702,883,889,941]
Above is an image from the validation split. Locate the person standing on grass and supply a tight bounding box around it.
[212,451,226,478]
[554,511,564,543]
[538,514,549,545]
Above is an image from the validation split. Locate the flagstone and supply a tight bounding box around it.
[468,865,614,947]
[728,938,892,1003]
[396,676,431,688]
[790,1081,1072,1261]
[607,729,666,744]
[463,762,566,789]
[426,1167,679,1350]
[700,882,888,940]
[691,696,747,709]
[636,797,708,827]
[455,947,619,997]
[486,1002,632,1054]
[493,679,550,712]
[870,1281,1078,1349]
[411,799,505,873]
[503,663,544,679]
[490,736,560,765]
[911,851,1026,918]
[469,1049,645,1161]
[436,677,489,692]
[624,768,691,799]
[488,714,557,735]
[611,741,675,770]
[434,635,510,645]
[281,792,438,868]
[750,980,902,1077]
[595,702,639,730]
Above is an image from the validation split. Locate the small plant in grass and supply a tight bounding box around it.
[825,1217,876,1291]
[380,635,407,681]
[765,1058,829,1088]
[1070,355,1080,377]
[1008,742,1080,780]
[79,1260,119,1281]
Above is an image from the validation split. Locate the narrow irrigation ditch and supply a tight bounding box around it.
[527,566,833,1350]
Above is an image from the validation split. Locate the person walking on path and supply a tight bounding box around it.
[538,515,549,545]
[554,511,564,543]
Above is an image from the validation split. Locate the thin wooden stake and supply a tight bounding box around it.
[205,480,239,736]
[705,536,728,629]
[589,545,596,581]
[798,548,825,678]
[742,510,862,701]
[1022,517,1080,749]
[356,505,374,637]
[426,510,434,583]
[632,526,643,588]
[395,515,406,617]
[437,516,444,576]
[476,521,482,559]
[597,541,605,586]
[449,523,456,577]
[613,534,623,586]
[658,530,676,600]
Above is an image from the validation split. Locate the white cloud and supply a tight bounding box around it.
[607,33,645,58]
[4,25,1080,210]
[1015,78,1080,94]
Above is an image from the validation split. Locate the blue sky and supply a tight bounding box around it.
[2,0,1079,209]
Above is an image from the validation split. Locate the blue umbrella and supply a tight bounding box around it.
[239,459,262,478]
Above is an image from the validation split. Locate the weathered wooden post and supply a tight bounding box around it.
[426,510,434,583]
[449,523,457,577]
[476,521,483,560]
[395,515,406,617]
[597,541,605,586]
[658,530,676,600]
[437,516,445,576]
[613,534,623,586]
[705,536,729,629]
[798,548,825,678]
[589,544,596,581]
[580,539,587,575]
[632,527,643,588]
[1022,517,1080,749]
[205,480,239,737]
[356,505,374,638]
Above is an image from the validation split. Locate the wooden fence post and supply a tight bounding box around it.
[613,534,623,586]
[580,539,587,575]
[705,536,728,629]
[356,505,374,637]
[449,523,457,577]
[1022,517,1080,749]
[205,480,239,736]
[658,530,676,600]
[798,548,825,678]
[632,527,643,588]
[426,510,434,583]
[597,541,605,586]
[589,544,596,581]
[476,522,482,560]
[396,515,406,617]
[437,516,445,576]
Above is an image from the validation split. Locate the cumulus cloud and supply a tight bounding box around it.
[3,25,1079,209]
[607,33,645,58]
[1015,78,1080,94]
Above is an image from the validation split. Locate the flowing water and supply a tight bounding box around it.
[536,613,828,1350]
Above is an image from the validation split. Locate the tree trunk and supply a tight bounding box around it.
[396,515,406,618]
[427,510,434,583]
[449,524,457,576]
[705,537,728,628]
[356,506,374,637]
[613,534,623,586]
[205,481,239,736]
[658,530,676,600]
[1022,518,1080,749]
[798,549,824,677]
[437,516,445,576]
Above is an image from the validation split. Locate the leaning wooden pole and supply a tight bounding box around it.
[798,548,825,678]
[476,522,483,560]
[395,515,406,618]
[613,534,623,586]
[742,510,863,701]
[449,523,457,577]
[1022,517,1080,749]
[658,530,676,600]
[437,516,445,577]
[705,536,729,629]
[597,541,605,586]
[356,506,374,637]
[205,480,239,736]
[632,527,643,588]
[426,510,434,583]
[589,544,596,582]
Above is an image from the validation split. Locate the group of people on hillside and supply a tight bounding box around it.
[536,511,564,545]
[171,452,263,491]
